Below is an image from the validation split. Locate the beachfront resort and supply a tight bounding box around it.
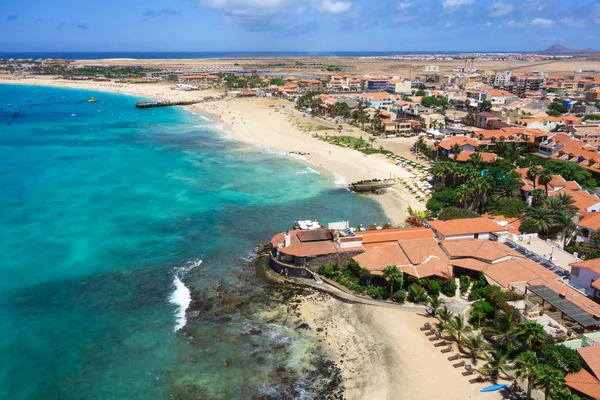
[4,48,600,400]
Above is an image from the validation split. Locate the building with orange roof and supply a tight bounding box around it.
[566,346,600,399]
[570,259,600,298]
[359,92,399,108]
[577,213,600,243]
[353,237,452,279]
[569,125,600,150]
[548,188,600,213]
[586,86,600,102]
[427,217,510,241]
[452,151,498,163]
[437,136,479,156]
[482,213,522,235]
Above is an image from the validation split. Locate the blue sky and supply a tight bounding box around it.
[0,0,599,52]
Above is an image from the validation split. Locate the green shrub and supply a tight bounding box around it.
[407,284,428,303]
[441,282,457,297]
[392,290,407,304]
[318,264,338,278]
[365,285,389,300]
[438,207,481,221]
[426,280,441,296]
[470,300,494,327]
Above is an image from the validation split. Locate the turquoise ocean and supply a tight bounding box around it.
[0,84,387,399]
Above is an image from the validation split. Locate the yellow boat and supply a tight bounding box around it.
[87,97,98,103]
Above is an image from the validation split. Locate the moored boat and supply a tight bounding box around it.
[349,178,395,193]
[87,97,98,103]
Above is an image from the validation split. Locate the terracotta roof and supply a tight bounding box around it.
[451,258,491,272]
[271,230,349,258]
[359,227,434,251]
[580,347,600,380]
[566,367,600,399]
[549,188,600,212]
[438,136,479,151]
[482,213,522,235]
[593,278,600,291]
[428,217,507,237]
[485,258,559,288]
[570,258,600,275]
[454,151,497,162]
[353,244,411,275]
[397,238,452,279]
[577,213,600,232]
[441,239,524,262]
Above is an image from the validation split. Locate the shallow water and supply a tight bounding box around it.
[0,84,387,399]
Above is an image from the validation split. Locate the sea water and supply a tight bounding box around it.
[0,84,387,399]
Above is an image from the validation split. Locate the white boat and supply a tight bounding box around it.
[71,114,77,117]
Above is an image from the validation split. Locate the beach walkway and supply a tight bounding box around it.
[259,257,428,312]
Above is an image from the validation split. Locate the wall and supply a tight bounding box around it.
[569,267,600,296]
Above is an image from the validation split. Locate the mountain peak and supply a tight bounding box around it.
[543,44,599,54]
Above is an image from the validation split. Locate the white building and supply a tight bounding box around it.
[569,259,600,298]
[424,65,439,73]
[427,218,509,241]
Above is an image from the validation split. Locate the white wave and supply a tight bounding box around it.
[294,167,320,175]
[170,260,202,332]
[170,276,191,332]
[199,115,212,122]
[333,173,347,185]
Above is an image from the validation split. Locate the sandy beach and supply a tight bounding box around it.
[299,293,503,400]
[0,75,424,225]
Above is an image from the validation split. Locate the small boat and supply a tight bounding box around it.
[87,97,98,103]
[50,118,55,121]
[97,110,101,113]
[37,94,41,97]
[480,384,508,392]
[7,104,12,107]
[71,114,77,117]
[350,178,395,193]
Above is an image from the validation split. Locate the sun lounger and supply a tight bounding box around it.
[462,370,474,376]
[447,354,460,361]
[433,341,448,347]
[453,361,466,368]
[424,330,435,336]
[429,336,441,341]
[440,347,452,353]
[469,376,484,384]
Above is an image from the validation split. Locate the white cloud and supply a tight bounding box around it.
[442,0,474,9]
[560,17,586,28]
[397,1,413,10]
[490,1,513,17]
[531,18,553,28]
[313,0,351,14]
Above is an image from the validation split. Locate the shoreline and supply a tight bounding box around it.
[0,75,425,225]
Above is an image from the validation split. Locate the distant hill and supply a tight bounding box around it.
[542,44,599,54]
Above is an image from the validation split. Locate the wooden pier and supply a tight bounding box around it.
[135,100,200,109]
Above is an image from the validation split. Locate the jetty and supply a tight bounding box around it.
[135,100,200,109]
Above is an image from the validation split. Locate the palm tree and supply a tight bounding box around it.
[534,365,565,400]
[451,143,462,159]
[428,295,445,317]
[472,176,494,213]
[527,165,541,188]
[492,178,521,201]
[469,152,484,169]
[530,188,547,207]
[481,351,510,382]
[406,206,430,222]
[437,306,454,327]
[582,229,600,257]
[407,284,428,303]
[514,351,539,400]
[484,309,520,353]
[464,333,488,363]
[382,265,403,297]
[456,184,475,209]
[523,207,555,235]
[537,169,553,196]
[544,193,578,218]
[368,136,377,149]
[553,212,578,247]
[518,320,547,352]
[448,315,472,344]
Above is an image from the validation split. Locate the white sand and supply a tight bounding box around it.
[299,294,503,400]
[0,75,426,225]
